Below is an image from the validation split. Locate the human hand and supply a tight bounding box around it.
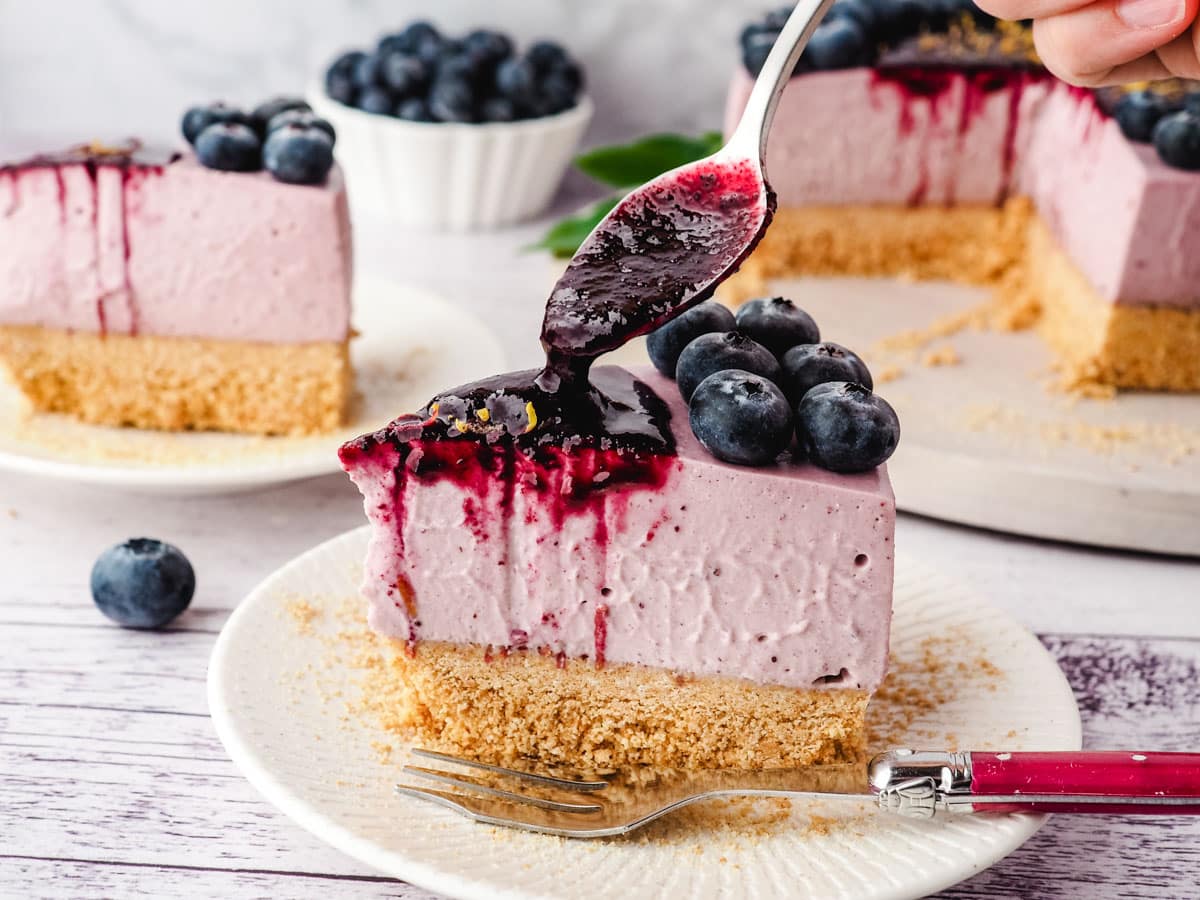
[975,0,1200,85]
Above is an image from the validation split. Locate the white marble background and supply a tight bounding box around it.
[0,0,763,145]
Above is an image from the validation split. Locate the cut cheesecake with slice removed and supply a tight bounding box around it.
[340,365,895,769]
[0,125,352,435]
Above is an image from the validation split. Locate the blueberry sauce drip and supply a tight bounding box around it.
[0,140,180,173]
[539,159,773,389]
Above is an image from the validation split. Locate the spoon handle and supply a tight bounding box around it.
[729,0,837,166]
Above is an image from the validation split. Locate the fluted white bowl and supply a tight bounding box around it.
[309,83,593,230]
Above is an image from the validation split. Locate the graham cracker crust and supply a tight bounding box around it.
[722,200,1200,392]
[720,199,1033,304]
[369,640,868,770]
[1017,217,1200,393]
[0,325,350,435]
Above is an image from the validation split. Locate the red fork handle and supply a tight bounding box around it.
[970,751,1200,815]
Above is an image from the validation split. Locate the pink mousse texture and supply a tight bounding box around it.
[724,67,1200,308]
[0,153,352,341]
[341,366,896,692]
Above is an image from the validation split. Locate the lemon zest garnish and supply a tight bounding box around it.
[453,419,469,433]
[477,408,490,422]
[524,402,538,433]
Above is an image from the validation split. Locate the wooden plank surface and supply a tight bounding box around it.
[2,408,1198,900]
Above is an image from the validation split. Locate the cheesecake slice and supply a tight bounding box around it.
[0,141,352,434]
[340,366,895,769]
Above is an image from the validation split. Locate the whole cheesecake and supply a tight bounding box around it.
[723,3,1200,393]
[0,108,352,435]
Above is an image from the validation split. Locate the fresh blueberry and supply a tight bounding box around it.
[250,96,310,136]
[495,57,537,105]
[675,331,782,402]
[396,98,435,122]
[428,77,476,123]
[90,538,195,630]
[1185,92,1200,115]
[549,59,585,93]
[356,87,395,116]
[806,18,876,70]
[263,125,335,185]
[194,123,262,172]
[796,382,900,473]
[438,51,490,87]
[352,52,387,90]
[780,342,873,406]
[383,20,441,56]
[733,297,821,358]
[1115,90,1173,143]
[689,370,794,466]
[267,109,336,143]
[742,29,779,77]
[327,49,366,81]
[826,0,879,32]
[874,0,927,39]
[481,96,517,122]
[463,29,514,66]
[526,40,569,73]
[1153,111,1200,170]
[538,70,578,114]
[181,102,249,146]
[325,72,357,106]
[382,52,429,98]
[646,301,737,378]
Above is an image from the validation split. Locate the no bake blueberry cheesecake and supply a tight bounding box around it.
[0,97,352,435]
[342,161,899,770]
[724,1,1200,392]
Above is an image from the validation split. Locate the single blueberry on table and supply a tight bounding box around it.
[481,96,517,122]
[1153,111,1200,170]
[90,538,196,630]
[734,296,821,358]
[267,109,336,143]
[396,98,435,122]
[250,96,310,136]
[675,330,782,402]
[181,102,249,146]
[646,300,737,378]
[263,125,335,185]
[382,52,429,98]
[806,18,876,70]
[356,86,395,116]
[796,381,900,473]
[194,123,262,172]
[495,57,537,105]
[1115,91,1174,143]
[780,342,873,406]
[689,370,794,467]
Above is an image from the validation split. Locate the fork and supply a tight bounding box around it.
[395,748,1200,838]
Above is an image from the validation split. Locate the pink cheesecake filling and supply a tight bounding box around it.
[725,66,1200,307]
[341,367,895,692]
[0,153,352,342]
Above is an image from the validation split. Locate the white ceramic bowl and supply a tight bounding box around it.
[309,83,593,230]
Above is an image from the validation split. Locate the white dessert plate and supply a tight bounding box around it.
[209,527,1083,900]
[607,277,1200,556]
[0,277,504,494]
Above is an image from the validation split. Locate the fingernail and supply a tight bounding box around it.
[1116,0,1186,28]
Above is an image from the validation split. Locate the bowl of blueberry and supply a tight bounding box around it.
[311,21,593,229]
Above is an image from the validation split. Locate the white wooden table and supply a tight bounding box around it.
[3,213,1199,899]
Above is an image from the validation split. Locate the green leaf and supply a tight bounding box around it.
[574,131,725,189]
[527,196,620,258]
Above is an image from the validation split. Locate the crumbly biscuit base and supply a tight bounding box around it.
[367,640,868,770]
[0,325,350,435]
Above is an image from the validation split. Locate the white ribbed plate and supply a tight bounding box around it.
[210,528,1082,900]
[0,278,503,494]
